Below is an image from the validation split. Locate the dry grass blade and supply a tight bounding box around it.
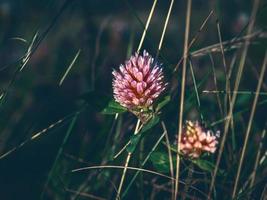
[232,51,267,198]
[59,49,81,86]
[72,164,174,182]
[72,165,209,199]
[175,0,191,199]
[174,10,214,72]
[249,129,266,192]
[216,19,232,118]
[122,123,166,198]
[162,121,175,200]
[0,117,64,159]
[203,90,267,96]
[209,53,223,116]
[157,0,175,57]
[191,30,267,58]
[189,58,203,121]
[116,119,141,200]
[137,0,158,52]
[208,0,260,197]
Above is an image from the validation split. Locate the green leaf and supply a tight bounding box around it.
[101,100,127,115]
[150,151,174,173]
[126,116,160,153]
[192,159,225,176]
[126,134,142,153]
[139,116,160,134]
[156,95,171,112]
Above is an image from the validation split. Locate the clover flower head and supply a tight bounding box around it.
[179,121,219,158]
[112,50,167,111]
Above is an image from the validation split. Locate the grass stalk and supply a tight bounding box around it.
[122,121,167,198]
[208,0,260,197]
[116,119,141,200]
[162,121,175,200]
[157,0,175,57]
[249,129,266,194]
[137,0,158,52]
[174,0,192,199]
[232,51,267,198]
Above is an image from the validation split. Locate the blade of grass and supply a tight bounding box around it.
[116,119,141,200]
[208,53,223,117]
[174,10,214,72]
[208,0,260,197]
[162,121,175,200]
[40,112,79,199]
[122,121,167,198]
[175,0,191,199]
[156,0,175,57]
[137,0,158,52]
[191,30,266,58]
[249,129,266,195]
[216,19,231,117]
[209,98,267,127]
[232,51,267,198]
[0,0,73,108]
[203,90,267,95]
[189,58,204,121]
[0,109,83,160]
[59,49,81,86]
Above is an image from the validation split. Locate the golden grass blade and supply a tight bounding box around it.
[174,10,214,72]
[116,119,141,200]
[191,30,267,58]
[175,0,192,199]
[137,0,158,52]
[59,49,81,86]
[157,0,175,57]
[161,121,175,200]
[249,129,266,190]
[232,51,267,198]
[208,53,223,116]
[208,0,260,197]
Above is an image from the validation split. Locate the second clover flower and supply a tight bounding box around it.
[179,121,219,158]
[112,50,167,119]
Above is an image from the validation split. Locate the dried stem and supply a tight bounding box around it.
[232,51,267,198]
[208,0,260,197]
[116,119,141,200]
[249,129,266,192]
[175,0,191,199]
[157,0,175,57]
[162,121,175,200]
[137,0,158,52]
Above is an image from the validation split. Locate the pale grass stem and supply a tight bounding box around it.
[157,0,175,57]
[162,121,175,200]
[174,10,214,72]
[59,49,81,86]
[137,0,158,52]
[209,53,223,116]
[232,51,267,198]
[208,0,260,197]
[122,122,167,198]
[116,119,141,200]
[175,0,191,199]
[249,129,266,192]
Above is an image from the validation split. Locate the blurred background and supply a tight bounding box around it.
[0,0,266,199]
